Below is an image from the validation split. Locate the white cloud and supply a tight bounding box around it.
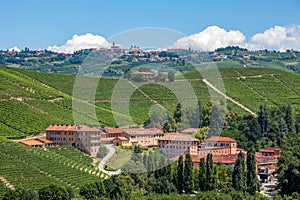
[246,25,300,51]
[47,33,112,54]
[8,46,21,52]
[172,26,246,51]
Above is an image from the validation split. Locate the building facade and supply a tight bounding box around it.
[46,124,101,157]
[158,132,199,158]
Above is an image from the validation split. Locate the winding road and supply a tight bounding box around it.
[98,144,121,176]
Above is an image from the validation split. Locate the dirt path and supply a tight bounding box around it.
[202,79,257,116]
[128,81,171,112]
[0,175,15,190]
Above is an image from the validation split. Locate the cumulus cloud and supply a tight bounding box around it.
[8,46,21,52]
[47,33,112,54]
[246,25,300,51]
[172,26,246,51]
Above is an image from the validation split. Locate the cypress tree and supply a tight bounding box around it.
[232,152,246,192]
[173,103,182,123]
[199,157,206,191]
[206,153,216,190]
[177,154,184,194]
[246,148,258,195]
[184,153,194,193]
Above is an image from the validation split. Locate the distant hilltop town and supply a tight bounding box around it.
[1,45,300,75]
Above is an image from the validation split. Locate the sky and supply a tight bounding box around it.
[1,0,300,52]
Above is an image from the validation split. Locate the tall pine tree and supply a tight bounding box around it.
[177,155,184,194]
[232,152,246,192]
[246,148,258,195]
[184,153,194,193]
[199,157,206,191]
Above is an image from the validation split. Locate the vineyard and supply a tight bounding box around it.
[0,66,300,139]
[0,139,105,194]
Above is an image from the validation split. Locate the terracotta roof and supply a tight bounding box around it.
[179,154,238,165]
[46,124,77,131]
[259,147,281,153]
[123,128,164,135]
[256,155,279,163]
[19,140,44,146]
[36,138,53,144]
[213,154,238,164]
[103,128,123,134]
[46,124,101,132]
[159,132,198,142]
[205,136,236,143]
[181,128,200,134]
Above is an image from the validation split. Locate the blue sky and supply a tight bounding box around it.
[1,0,300,50]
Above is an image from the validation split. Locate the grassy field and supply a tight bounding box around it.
[106,148,132,169]
[0,66,299,139]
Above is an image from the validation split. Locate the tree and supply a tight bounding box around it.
[173,103,182,124]
[38,184,69,200]
[184,153,194,193]
[2,190,19,200]
[79,181,106,200]
[148,176,177,194]
[177,154,184,194]
[232,152,246,192]
[168,70,175,82]
[199,157,206,191]
[193,127,208,143]
[163,114,178,133]
[284,105,295,133]
[114,173,135,199]
[277,134,300,195]
[246,147,258,195]
[258,105,268,134]
[19,189,39,200]
[97,144,108,159]
[216,165,229,192]
[206,153,216,190]
[124,68,131,79]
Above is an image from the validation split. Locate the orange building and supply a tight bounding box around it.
[46,124,101,157]
[122,128,164,147]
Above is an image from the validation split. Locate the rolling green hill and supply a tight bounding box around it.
[0,66,299,139]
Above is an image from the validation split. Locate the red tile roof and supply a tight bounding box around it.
[205,136,236,143]
[103,128,123,134]
[179,154,238,165]
[19,140,44,146]
[46,124,101,132]
[36,138,53,144]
